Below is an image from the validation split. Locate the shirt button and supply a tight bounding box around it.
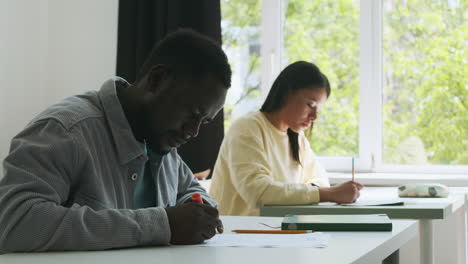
[131,173,138,181]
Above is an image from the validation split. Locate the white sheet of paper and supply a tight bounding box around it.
[341,199,404,206]
[198,232,330,248]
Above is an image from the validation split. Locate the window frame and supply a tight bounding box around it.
[259,0,468,175]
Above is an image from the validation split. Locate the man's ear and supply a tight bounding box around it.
[146,64,171,93]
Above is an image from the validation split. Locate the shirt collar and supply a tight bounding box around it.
[98,77,147,165]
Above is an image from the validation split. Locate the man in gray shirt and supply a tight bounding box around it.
[0,29,231,252]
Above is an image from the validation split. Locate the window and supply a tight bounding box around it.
[282,0,360,158]
[221,0,468,174]
[383,0,468,168]
[221,0,263,129]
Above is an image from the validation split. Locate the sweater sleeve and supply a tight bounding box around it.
[174,154,217,207]
[0,120,170,253]
[300,134,330,187]
[226,121,320,209]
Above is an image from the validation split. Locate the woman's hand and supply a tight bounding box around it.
[319,181,364,204]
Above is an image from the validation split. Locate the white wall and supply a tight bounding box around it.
[0,0,118,176]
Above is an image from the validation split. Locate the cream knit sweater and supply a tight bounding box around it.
[210,111,330,216]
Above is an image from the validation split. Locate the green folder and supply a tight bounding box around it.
[282,214,392,232]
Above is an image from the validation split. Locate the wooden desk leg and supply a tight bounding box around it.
[419,220,434,264]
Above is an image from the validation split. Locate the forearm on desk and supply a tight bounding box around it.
[236,175,321,207]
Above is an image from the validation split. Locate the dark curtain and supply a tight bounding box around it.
[116,0,224,178]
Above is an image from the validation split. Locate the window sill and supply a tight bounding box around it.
[328,172,468,187]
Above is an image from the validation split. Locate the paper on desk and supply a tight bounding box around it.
[341,199,404,206]
[199,232,330,248]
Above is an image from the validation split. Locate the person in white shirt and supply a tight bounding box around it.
[210,61,363,216]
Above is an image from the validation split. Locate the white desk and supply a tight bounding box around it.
[1,216,417,264]
[260,187,467,264]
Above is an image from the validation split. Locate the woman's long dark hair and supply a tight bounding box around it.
[260,61,331,165]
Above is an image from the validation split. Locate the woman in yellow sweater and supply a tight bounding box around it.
[210,61,363,216]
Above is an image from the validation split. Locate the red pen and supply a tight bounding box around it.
[191,193,203,204]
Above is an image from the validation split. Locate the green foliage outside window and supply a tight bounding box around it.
[222,0,467,165]
[283,0,360,157]
[221,0,262,129]
[383,0,468,165]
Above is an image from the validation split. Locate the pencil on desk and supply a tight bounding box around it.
[232,230,314,234]
[352,157,355,182]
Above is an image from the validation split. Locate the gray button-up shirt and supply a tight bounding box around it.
[0,77,216,253]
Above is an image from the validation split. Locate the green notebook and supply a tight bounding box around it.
[282,214,392,232]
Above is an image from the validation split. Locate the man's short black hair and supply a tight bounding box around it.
[136,29,231,89]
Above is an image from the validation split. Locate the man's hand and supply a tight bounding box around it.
[319,181,364,204]
[164,203,223,245]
